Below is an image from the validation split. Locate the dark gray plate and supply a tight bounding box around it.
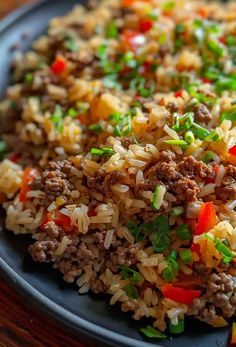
[0,1,231,346]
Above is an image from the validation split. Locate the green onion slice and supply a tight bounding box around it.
[176,224,192,241]
[118,265,141,283]
[164,139,188,146]
[140,325,167,339]
[169,319,184,334]
[123,284,138,299]
[179,249,193,264]
[191,122,210,140]
[172,112,194,132]
[170,206,184,217]
[90,147,114,157]
[153,185,166,210]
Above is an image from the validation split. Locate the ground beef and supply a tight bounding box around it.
[187,297,207,316]
[166,102,179,113]
[120,137,134,149]
[171,178,200,201]
[109,243,139,266]
[89,274,108,294]
[56,259,84,283]
[28,240,58,262]
[215,165,236,200]
[206,273,236,318]
[44,221,60,239]
[177,156,215,179]
[87,169,126,195]
[33,159,74,203]
[193,104,212,124]
[75,242,96,268]
[187,272,236,323]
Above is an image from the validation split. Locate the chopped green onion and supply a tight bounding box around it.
[153,185,166,210]
[140,325,167,339]
[24,73,33,83]
[176,224,192,241]
[105,21,119,39]
[191,122,210,140]
[162,267,175,282]
[215,75,236,93]
[179,249,193,264]
[220,107,236,122]
[118,265,141,283]
[155,215,169,233]
[67,108,78,117]
[162,1,175,11]
[207,40,224,58]
[64,32,78,52]
[169,319,184,334]
[152,232,171,253]
[169,250,178,260]
[50,105,64,133]
[164,139,188,146]
[226,36,235,47]
[123,284,138,299]
[172,112,194,132]
[163,252,179,281]
[88,124,103,133]
[202,151,215,164]
[205,234,234,263]
[90,147,114,157]
[76,101,90,114]
[0,140,9,160]
[205,130,221,142]
[184,130,195,144]
[170,206,184,217]
[158,33,167,45]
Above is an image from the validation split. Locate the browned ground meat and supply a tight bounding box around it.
[31,159,75,203]
[193,104,212,123]
[28,240,58,262]
[171,177,200,201]
[89,274,108,294]
[187,272,236,323]
[177,156,215,179]
[109,243,139,266]
[44,221,60,239]
[215,165,236,200]
[87,169,126,194]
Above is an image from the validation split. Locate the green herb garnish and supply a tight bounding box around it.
[140,325,167,339]
[176,224,192,241]
[118,265,141,283]
[106,21,119,39]
[124,284,138,299]
[90,147,114,157]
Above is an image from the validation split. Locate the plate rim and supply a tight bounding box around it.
[0,2,161,346]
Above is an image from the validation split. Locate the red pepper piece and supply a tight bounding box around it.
[19,167,40,202]
[139,19,153,33]
[121,30,146,51]
[41,210,74,233]
[228,145,236,156]
[175,90,183,98]
[196,202,217,235]
[161,283,201,304]
[51,57,67,75]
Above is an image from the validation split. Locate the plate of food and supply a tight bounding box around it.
[0,0,236,346]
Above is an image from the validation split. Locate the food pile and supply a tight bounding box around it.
[1,0,236,339]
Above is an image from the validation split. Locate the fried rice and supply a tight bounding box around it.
[1,0,236,339]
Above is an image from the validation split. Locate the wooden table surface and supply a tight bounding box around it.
[0,2,89,347]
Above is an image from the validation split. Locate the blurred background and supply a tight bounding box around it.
[0,0,33,19]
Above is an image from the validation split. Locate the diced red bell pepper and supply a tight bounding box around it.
[228,145,236,156]
[41,210,74,233]
[88,209,97,217]
[121,30,146,51]
[19,167,40,202]
[198,7,207,18]
[185,218,198,234]
[139,61,151,75]
[139,19,153,33]
[201,77,212,84]
[232,322,236,344]
[121,0,149,6]
[175,90,183,98]
[161,283,201,304]
[196,202,217,235]
[9,153,21,163]
[51,57,67,75]
[190,242,201,256]
[219,37,226,45]
[205,164,219,184]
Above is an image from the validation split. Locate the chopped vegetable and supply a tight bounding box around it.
[51,57,67,74]
[19,167,40,202]
[184,130,195,144]
[0,140,9,160]
[106,21,119,39]
[228,145,236,156]
[151,215,171,253]
[172,112,194,132]
[205,130,221,142]
[88,124,103,133]
[162,253,179,281]
[161,283,201,304]
[164,139,188,146]
[207,40,224,58]
[124,284,138,299]
[202,151,215,163]
[64,32,78,52]
[121,30,146,51]
[24,73,33,83]
[170,206,184,217]
[220,107,236,122]
[169,319,185,334]
[231,322,236,344]
[179,249,193,264]
[153,185,166,210]
[90,147,114,157]
[50,105,64,132]
[191,122,210,140]
[41,210,73,233]
[196,202,217,235]
[140,325,167,339]
[176,224,192,241]
[139,19,153,33]
[205,234,234,264]
[118,265,141,283]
